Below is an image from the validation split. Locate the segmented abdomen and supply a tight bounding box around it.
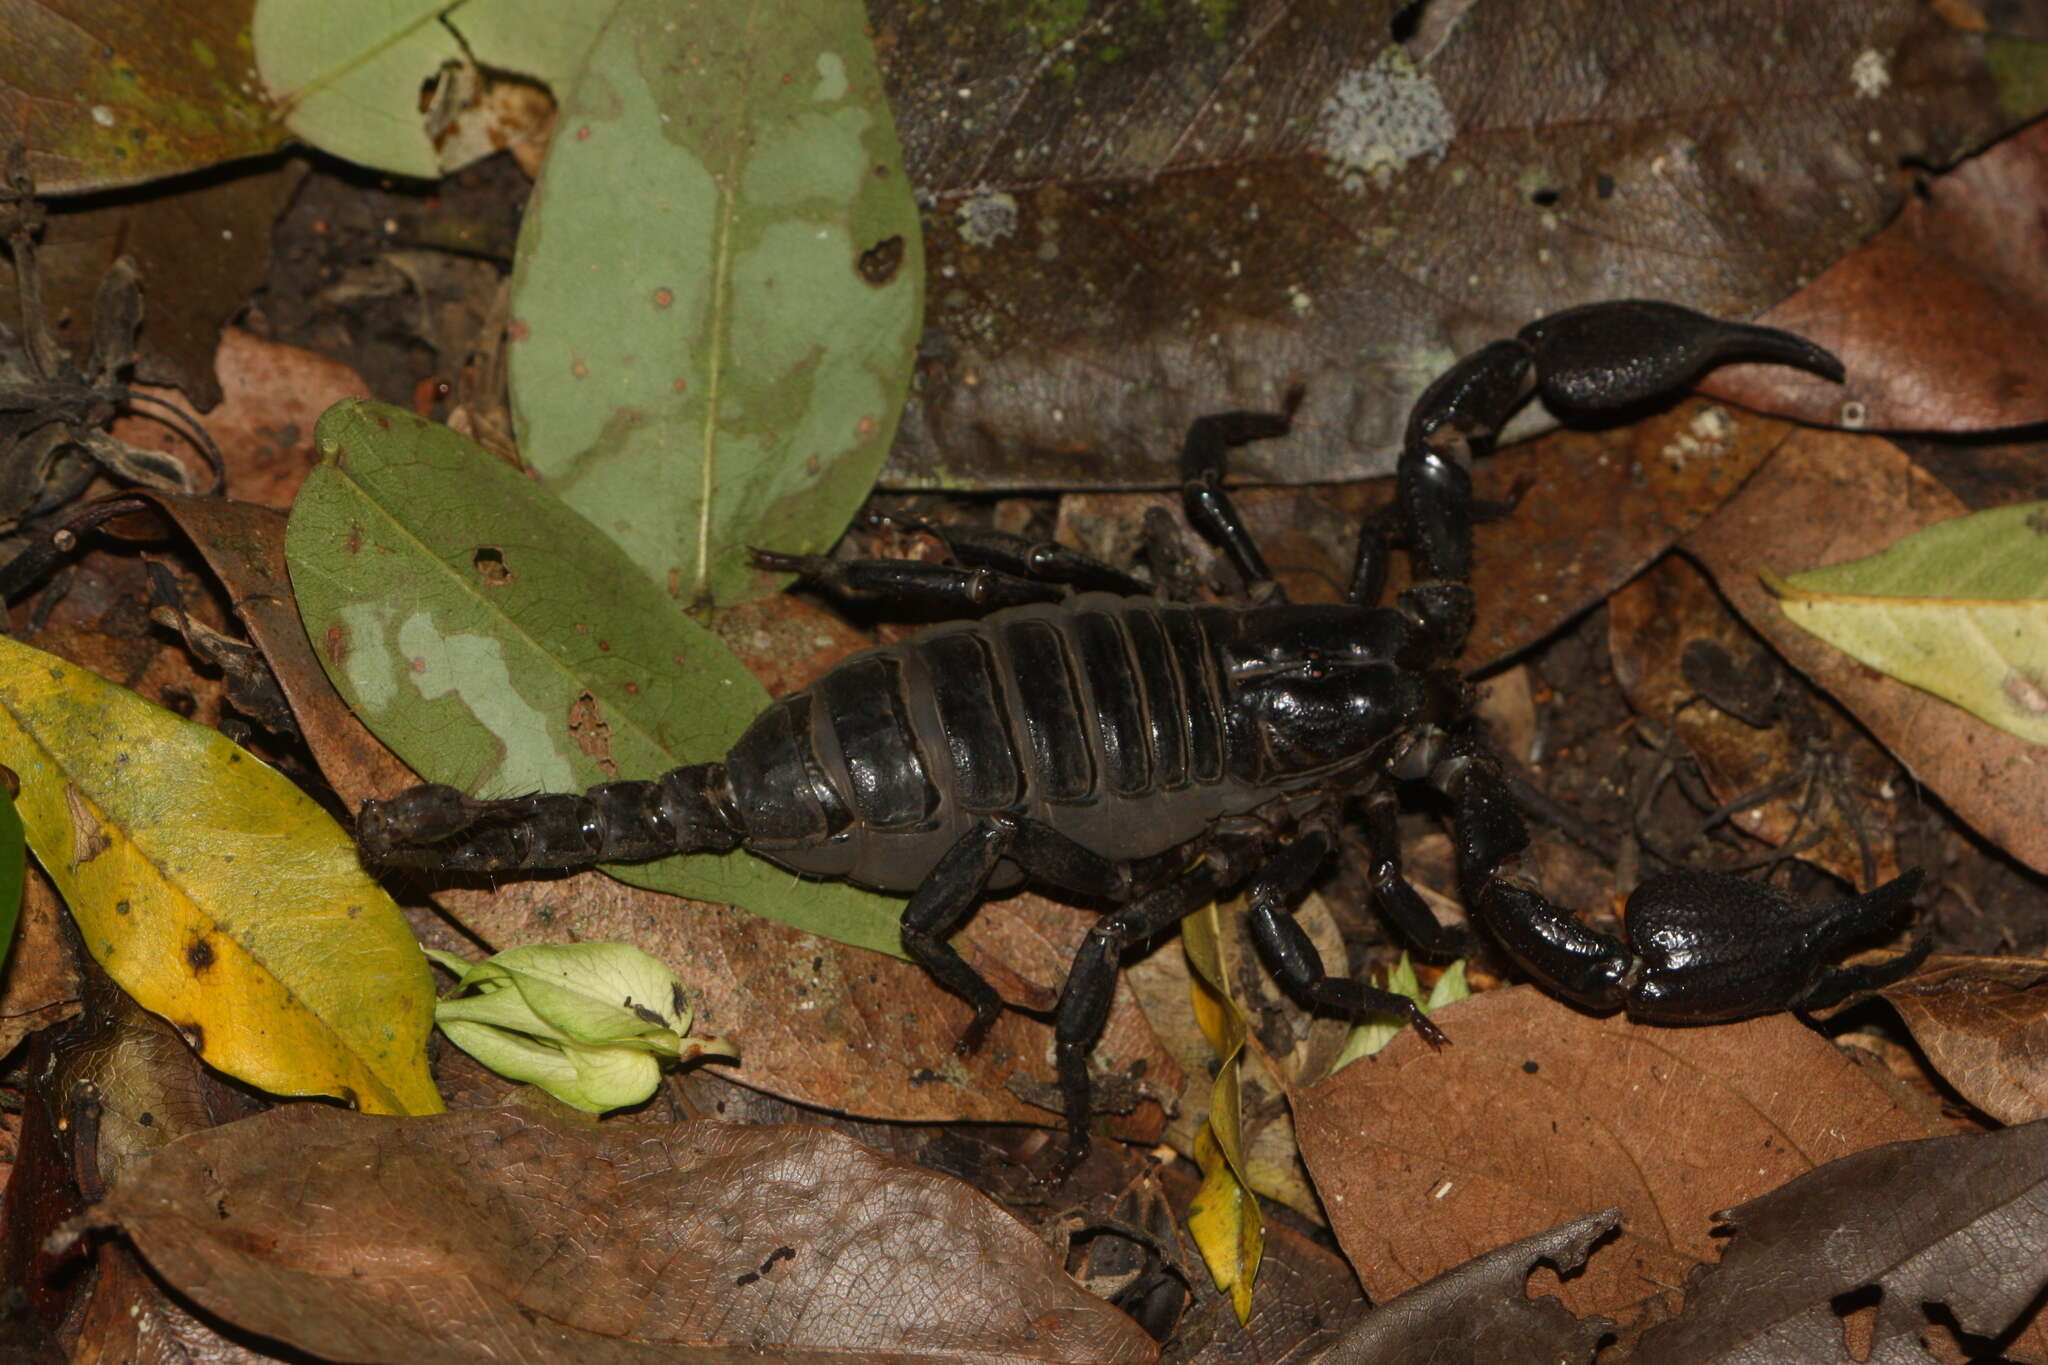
[723,594,1254,892]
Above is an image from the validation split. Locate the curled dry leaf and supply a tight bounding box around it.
[98,1105,1158,1364]
[1880,955,2048,1124]
[1292,989,1937,1345]
[1634,1120,2048,1364]
[1311,1208,1619,1365]
[108,329,372,511]
[1684,429,2048,875]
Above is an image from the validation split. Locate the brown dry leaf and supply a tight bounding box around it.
[875,0,2006,488]
[110,329,371,510]
[132,491,416,806]
[1880,955,2048,1125]
[1715,119,2048,432]
[1608,553,1901,888]
[0,162,305,408]
[1313,1209,1618,1365]
[1633,1120,2048,1364]
[72,1241,280,1365]
[442,872,1177,1140]
[0,868,79,1059]
[99,1105,1159,1364]
[1292,989,1939,1346]
[1684,430,2048,875]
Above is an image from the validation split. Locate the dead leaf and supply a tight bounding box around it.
[875,0,2008,488]
[0,164,305,408]
[1293,990,1940,1346]
[1608,553,1901,888]
[1718,119,2048,432]
[109,328,372,510]
[1880,955,2048,1124]
[99,1104,1159,1363]
[1311,1208,1619,1365]
[441,872,1177,1140]
[1634,1120,2048,1364]
[1684,430,2048,876]
[0,868,80,1058]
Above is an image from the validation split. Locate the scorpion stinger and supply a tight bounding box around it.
[356,299,1922,1176]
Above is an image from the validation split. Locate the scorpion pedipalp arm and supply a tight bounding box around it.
[1448,751,1925,1021]
[1389,300,1845,648]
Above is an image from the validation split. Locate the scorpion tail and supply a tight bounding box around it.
[358,763,741,875]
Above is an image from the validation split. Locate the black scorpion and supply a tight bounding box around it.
[361,301,1927,1167]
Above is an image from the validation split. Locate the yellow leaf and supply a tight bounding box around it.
[1181,904,1263,1318]
[1765,501,2048,745]
[1187,1121,1263,1324]
[0,635,440,1115]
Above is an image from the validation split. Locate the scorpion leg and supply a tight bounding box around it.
[751,551,1065,613]
[904,814,1136,1057]
[1052,862,1230,1173]
[905,522,1153,597]
[1352,785,1467,958]
[1179,399,1300,600]
[1244,824,1451,1046]
[1392,301,1845,651]
[901,822,1015,1054]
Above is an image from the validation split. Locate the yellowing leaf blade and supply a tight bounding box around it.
[0,636,440,1115]
[1768,501,2048,745]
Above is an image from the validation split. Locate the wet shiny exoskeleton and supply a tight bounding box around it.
[359,301,1925,1169]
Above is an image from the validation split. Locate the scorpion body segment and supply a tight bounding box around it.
[359,300,1925,1171]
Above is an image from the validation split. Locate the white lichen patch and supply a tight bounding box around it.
[1849,48,1890,99]
[1315,46,1457,192]
[813,52,847,102]
[956,190,1019,247]
[1660,404,1734,470]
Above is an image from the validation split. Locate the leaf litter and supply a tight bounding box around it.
[4,2,2048,1365]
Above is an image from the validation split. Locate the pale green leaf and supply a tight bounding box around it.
[1331,952,1470,1073]
[508,0,923,609]
[1767,501,2048,745]
[253,0,608,178]
[285,401,905,956]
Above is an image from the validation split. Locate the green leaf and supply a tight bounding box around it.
[1766,501,2048,745]
[1330,953,1469,1072]
[253,0,609,179]
[285,401,907,956]
[508,0,923,610]
[428,940,732,1111]
[0,633,440,1115]
[0,781,22,970]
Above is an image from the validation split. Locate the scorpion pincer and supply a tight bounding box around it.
[359,301,1927,1169]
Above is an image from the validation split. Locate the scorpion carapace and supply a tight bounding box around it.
[359,300,1927,1168]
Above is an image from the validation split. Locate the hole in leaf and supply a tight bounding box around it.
[1831,1285,1879,1362]
[858,236,905,285]
[473,546,512,584]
